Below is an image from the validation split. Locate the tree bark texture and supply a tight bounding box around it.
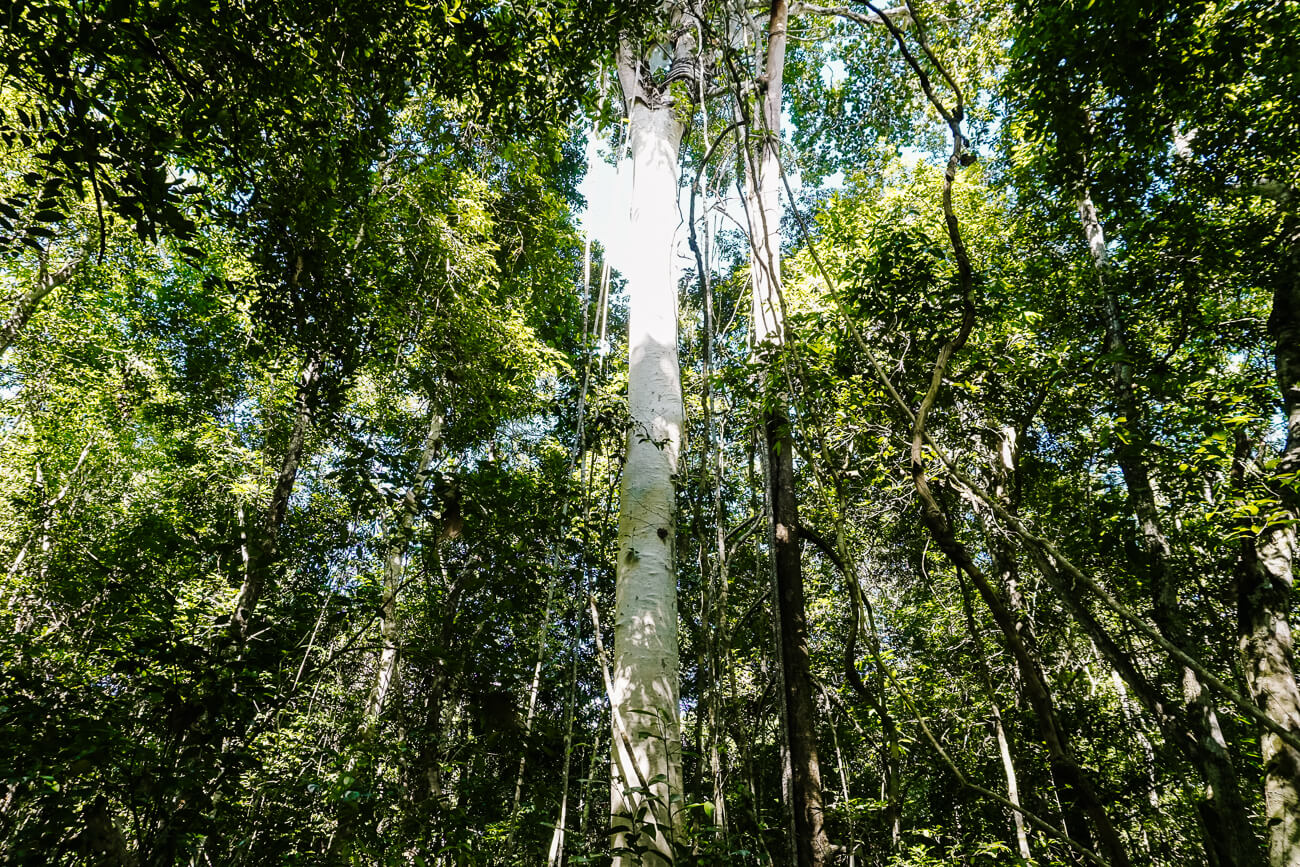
[1237,215,1300,867]
[748,3,831,864]
[610,29,690,867]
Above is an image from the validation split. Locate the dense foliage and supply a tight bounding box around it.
[1,1,1297,866]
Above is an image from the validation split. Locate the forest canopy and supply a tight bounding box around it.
[1,1,1298,866]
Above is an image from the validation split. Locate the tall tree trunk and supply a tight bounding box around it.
[747,4,830,864]
[610,25,692,866]
[1078,191,1264,867]
[1236,215,1300,867]
[994,705,1031,860]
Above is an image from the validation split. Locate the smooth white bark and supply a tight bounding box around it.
[749,106,784,348]
[610,72,687,867]
[0,254,83,356]
[994,712,1031,860]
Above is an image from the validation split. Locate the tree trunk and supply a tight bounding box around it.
[1236,215,1300,867]
[764,412,829,867]
[0,254,82,356]
[747,4,831,864]
[916,458,1127,865]
[610,27,691,866]
[995,708,1031,860]
[1079,191,1264,867]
